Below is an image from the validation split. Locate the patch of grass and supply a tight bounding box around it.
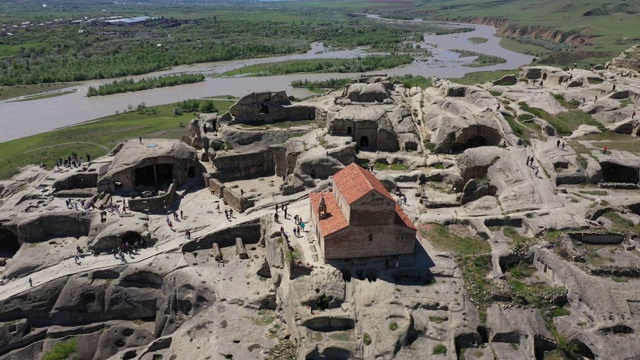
[433,343,447,355]
[328,331,351,341]
[363,332,372,345]
[571,132,640,154]
[429,316,446,324]
[421,224,491,255]
[601,211,640,233]
[469,37,488,44]
[256,310,276,326]
[507,278,567,309]
[466,54,507,67]
[459,255,494,323]
[448,69,518,85]
[518,102,603,136]
[550,307,571,317]
[578,190,608,196]
[499,37,551,58]
[10,89,77,102]
[504,114,532,143]
[0,83,76,101]
[552,93,580,109]
[42,337,77,360]
[508,262,535,280]
[389,163,410,171]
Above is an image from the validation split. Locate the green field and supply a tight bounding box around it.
[0,99,235,179]
[448,69,518,85]
[0,83,76,101]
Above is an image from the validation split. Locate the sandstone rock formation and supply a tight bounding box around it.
[4,57,640,359]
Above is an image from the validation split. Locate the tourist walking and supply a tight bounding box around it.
[300,221,305,232]
[28,278,33,287]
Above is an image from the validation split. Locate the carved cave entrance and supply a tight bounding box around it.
[601,163,639,183]
[360,136,369,147]
[135,164,174,188]
[122,231,143,247]
[452,136,488,153]
[0,229,20,257]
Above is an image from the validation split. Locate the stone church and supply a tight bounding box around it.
[309,163,416,260]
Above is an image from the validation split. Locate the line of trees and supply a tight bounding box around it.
[0,13,458,86]
[290,78,352,89]
[87,73,205,97]
[235,54,414,76]
[174,98,217,114]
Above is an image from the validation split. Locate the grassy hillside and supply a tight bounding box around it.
[291,0,640,65]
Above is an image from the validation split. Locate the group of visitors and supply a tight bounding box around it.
[56,154,88,169]
[112,238,146,264]
[526,155,540,177]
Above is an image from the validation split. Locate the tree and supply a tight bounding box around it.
[198,100,216,113]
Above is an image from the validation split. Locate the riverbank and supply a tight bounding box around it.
[0,22,532,143]
[0,99,235,179]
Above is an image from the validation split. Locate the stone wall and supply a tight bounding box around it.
[181,219,261,251]
[98,157,200,193]
[16,213,92,243]
[206,177,225,197]
[347,193,396,227]
[52,172,99,191]
[322,224,415,260]
[223,187,255,213]
[229,91,317,125]
[128,183,176,213]
[210,150,276,182]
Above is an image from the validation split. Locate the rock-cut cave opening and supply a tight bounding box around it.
[451,136,489,153]
[0,229,20,257]
[601,162,639,183]
[134,164,174,188]
[122,231,144,247]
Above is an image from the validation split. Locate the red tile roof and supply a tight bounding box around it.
[332,163,394,204]
[310,192,348,237]
[394,204,417,230]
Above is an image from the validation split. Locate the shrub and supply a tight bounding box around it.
[42,337,77,360]
[389,322,398,331]
[433,343,447,355]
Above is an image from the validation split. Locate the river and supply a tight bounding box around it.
[0,21,532,143]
